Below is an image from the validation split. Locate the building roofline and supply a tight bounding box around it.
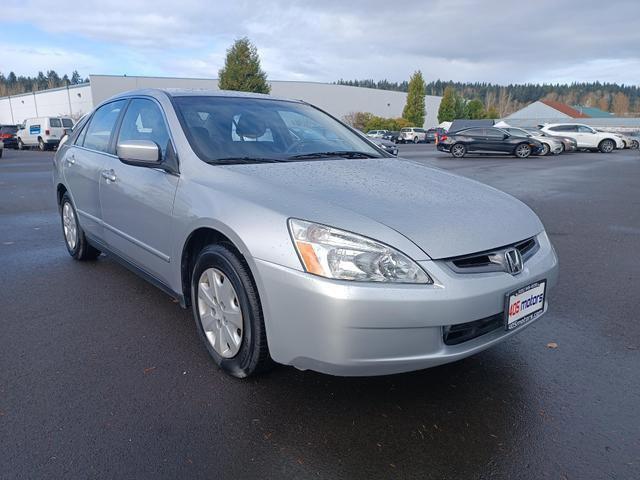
[0,82,89,101]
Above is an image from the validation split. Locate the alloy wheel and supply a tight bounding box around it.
[515,144,531,158]
[62,202,78,250]
[541,143,550,156]
[451,144,465,158]
[600,140,614,153]
[197,268,244,358]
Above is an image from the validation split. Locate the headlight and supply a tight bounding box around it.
[288,219,432,284]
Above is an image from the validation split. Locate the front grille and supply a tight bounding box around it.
[446,236,539,274]
[443,313,503,345]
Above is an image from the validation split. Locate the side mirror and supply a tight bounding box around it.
[503,134,509,139]
[117,140,160,165]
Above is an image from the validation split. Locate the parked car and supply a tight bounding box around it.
[382,131,400,143]
[366,130,388,138]
[502,127,563,155]
[437,127,543,158]
[368,137,399,156]
[17,116,74,150]
[398,127,427,143]
[0,125,19,149]
[598,130,638,149]
[425,128,437,143]
[53,88,558,378]
[524,128,578,153]
[539,123,623,152]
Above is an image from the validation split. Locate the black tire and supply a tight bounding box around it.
[450,143,466,158]
[60,192,101,261]
[540,143,550,156]
[559,143,565,153]
[631,140,639,149]
[413,136,419,144]
[0,148,3,159]
[38,138,46,151]
[18,138,25,150]
[598,139,615,153]
[514,143,532,158]
[191,244,273,378]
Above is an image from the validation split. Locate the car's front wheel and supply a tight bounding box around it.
[515,143,532,158]
[413,136,419,144]
[451,143,466,158]
[598,139,615,153]
[540,143,550,156]
[191,244,272,378]
[630,139,639,149]
[17,138,25,150]
[60,192,101,260]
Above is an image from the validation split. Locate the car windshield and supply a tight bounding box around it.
[173,96,382,163]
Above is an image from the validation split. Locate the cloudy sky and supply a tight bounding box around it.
[2,0,639,85]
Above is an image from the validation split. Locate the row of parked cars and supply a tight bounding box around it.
[0,116,75,152]
[437,123,639,158]
[367,127,445,144]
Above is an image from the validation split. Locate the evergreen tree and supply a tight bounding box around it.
[71,70,82,85]
[218,37,270,94]
[466,99,485,119]
[402,70,426,126]
[438,87,457,122]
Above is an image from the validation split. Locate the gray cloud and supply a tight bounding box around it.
[5,0,640,84]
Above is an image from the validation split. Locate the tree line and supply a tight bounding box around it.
[0,70,88,97]
[336,78,640,116]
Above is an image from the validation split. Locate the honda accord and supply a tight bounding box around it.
[53,89,558,378]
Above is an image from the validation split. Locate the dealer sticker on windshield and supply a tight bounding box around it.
[505,280,547,330]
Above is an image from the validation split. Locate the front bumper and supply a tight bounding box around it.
[254,232,559,376]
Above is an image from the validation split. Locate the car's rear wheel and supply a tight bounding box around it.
[540,143,550,156]
[451,143,466,158]
[191,244,272,378]
[413,136,419,144]
[60,192,101,261]
[38,138,46,151]
[598,139,615,153]
[515,143,531,158]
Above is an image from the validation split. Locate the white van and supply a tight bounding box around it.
[17,117,74,150]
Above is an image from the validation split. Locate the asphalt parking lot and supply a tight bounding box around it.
[1,145,639,479]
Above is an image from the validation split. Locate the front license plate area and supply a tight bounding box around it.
[505,280,547,330]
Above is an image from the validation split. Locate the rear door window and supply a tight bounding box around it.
[82,100,127,153]
[49,118,62,128]
[61,118,74,128]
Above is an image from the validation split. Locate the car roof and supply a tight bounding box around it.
[107,87,301,104]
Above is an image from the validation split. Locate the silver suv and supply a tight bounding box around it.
[399,127,427,143]
[54,89,558,378]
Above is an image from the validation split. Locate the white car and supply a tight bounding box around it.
[503,127,563,155]
[366,130,388,138]
[539,123,623,153]
[398,127,427,143]
[17,116,74,151]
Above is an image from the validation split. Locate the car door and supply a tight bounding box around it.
[552,125,580,146]
[575,125,597,148]
[460,128,487,151]
[62,100,127,239]
[99,97,179,283]
[483,128,511,152]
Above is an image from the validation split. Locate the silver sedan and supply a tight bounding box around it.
[53,89,559,378]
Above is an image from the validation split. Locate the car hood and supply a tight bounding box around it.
[222,158,544,259]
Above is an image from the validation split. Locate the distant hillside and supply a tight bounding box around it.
[335,79,640,116]
[0,70,88,97]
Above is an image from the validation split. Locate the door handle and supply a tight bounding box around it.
[65,154,76,165]
[101,169,117,182]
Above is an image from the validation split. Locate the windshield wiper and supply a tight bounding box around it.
[287,151,379,160]
[207,157,288,165]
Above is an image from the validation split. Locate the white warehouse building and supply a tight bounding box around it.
[0,74,442,128]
